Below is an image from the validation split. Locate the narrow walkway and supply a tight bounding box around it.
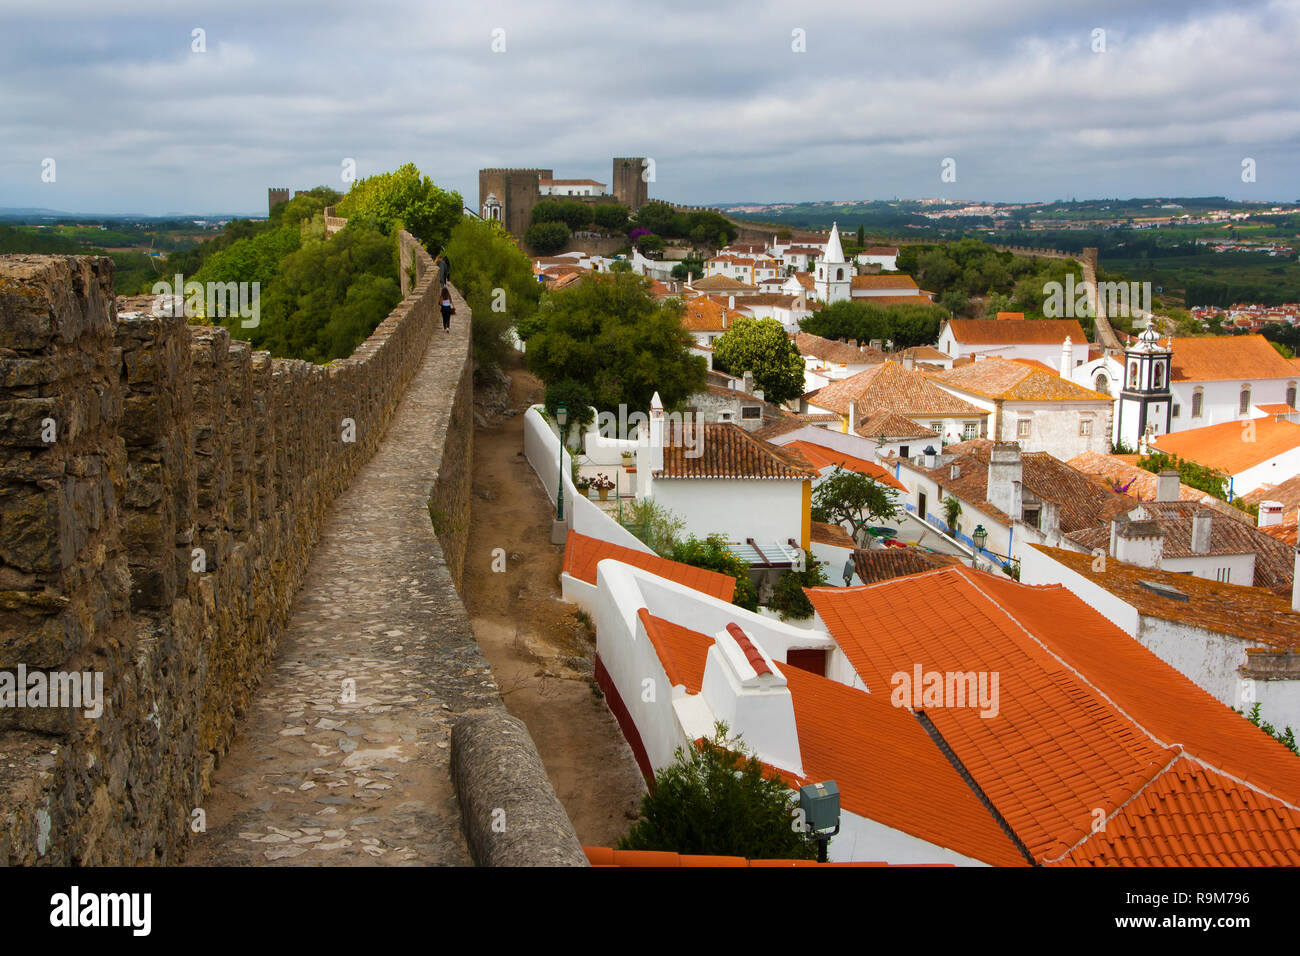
[184,317,498,866]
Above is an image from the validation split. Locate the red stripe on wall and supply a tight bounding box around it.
[595,654,657,789]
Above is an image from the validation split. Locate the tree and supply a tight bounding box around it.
[525,271,707,413]
[592,204,629,231]
[443,216,541,373]
[525,221,570,255]
[618,721,816,860]
[669,534,758,610]
[623,499,685,557]
[856,225,866,248]
[1137,451,1228,500]
[712,315,806,405]
[810,466,901,543]
[335,163,463,251]
[671,254,705,281]
[769,563,828,620]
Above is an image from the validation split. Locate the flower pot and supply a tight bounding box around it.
[598,489,610,501]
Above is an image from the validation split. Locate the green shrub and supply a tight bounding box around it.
[769,564,828,620]
[669,534,758,610]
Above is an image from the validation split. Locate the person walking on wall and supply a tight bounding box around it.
[437,254,450,286]
[440,285,455,333]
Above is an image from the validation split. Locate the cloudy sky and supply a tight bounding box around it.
[2,0,1298,215]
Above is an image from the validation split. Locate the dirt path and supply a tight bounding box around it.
[464,355,646,848]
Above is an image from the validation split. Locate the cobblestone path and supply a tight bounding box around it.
[184,321,498,866]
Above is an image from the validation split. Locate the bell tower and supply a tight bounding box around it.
[1116,326,1172,450]
[814,222,852,304]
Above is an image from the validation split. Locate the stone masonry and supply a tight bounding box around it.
[0,233,477,864]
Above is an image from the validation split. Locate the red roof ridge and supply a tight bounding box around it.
[725,622,773,676]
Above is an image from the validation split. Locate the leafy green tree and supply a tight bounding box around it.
[810,466,901,543]
[799,300,946,350]
[1137,451,1228,500]
[443,216,541,373]
[192,223,303,292]
[671,254,705,281]
[543,379,596,430]
[769,563,828,620]
[525,271,707,413]
[241,221,401,362]
[618,721,816,860]
[592,204,629,231]
[712,315,806,405]
[669,534,759,610]
[335,163,463,251]
[525,221,570,254]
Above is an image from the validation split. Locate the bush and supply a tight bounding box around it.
[623,499,685,557]
[618,721,816,860]
[670,534,758,610]
[443,216,541,374]
[592,204,629,231]
[525,221,570,255]
[769,564,827,620]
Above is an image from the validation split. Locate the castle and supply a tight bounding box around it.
[478,158,650,238]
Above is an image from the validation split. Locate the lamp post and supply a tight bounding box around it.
[555,403,568,522]
[842,558,855,588]
[972,524,987,555]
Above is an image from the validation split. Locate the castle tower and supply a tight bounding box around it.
[478,168,552,239]
[1116,326,1172,450]
[268,187,289,216]
[612,157,649,212]
[814,222,852,304]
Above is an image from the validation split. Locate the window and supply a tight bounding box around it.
[1216,567,1231,583]
[1288,383,1297,409]
[930,422,942,433]
[836,268,844,281]
[962,422,978,440]
[1022,507,1041,529]
[1152,362,1164,389]
[1240,386,1251,415]
[718,411,733,422]
[1017,419,1031,438]
[1079,419,1092,437]
[1191,389,1203,418]
[1094,373,1110,396]
[1128,362,1139,388]
[1172,403,1180,418]
[899,445,909,459]
[741,405,761,420]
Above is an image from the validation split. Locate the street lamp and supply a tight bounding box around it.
[555,403,568,522]
[972,524,987,553]
[842,558,855,587]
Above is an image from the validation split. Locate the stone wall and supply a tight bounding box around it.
[0,231,458,864]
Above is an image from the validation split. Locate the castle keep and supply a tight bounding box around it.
[478,157,650,238]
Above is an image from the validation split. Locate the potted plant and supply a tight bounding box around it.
[575,476,592,497]
[591,473,615,501]
[621,450,636,472]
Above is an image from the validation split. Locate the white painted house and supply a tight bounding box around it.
[937,318,1088,368]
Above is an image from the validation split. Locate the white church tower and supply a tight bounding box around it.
[814,222,852,304]
[1116,326,1172,452]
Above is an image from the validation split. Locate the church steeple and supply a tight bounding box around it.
[814,221,851,304]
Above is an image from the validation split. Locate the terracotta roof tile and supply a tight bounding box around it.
[1150,418,1300,474]
[1028,544,1300,652]
[810,521,857,548]
[1242,473,1300,511]
[929,357,1112,402]
[636,612,1027,866]
[655,422,817,480]
[854,410,939,441]
[851,547,963,584]
[850,275,920,291]
[793,332,882,366]
[945,318,1086,346]
[805,361,985,418]
[784,440,907,490]
[563,531,736,602]
[1067,451,1253,524]
[691,275,759,292]
[1170,335,1298,382]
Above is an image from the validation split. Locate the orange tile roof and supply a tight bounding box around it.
[807,568,1179,864]
[1050,758,1300,866]
[792,332,881,366]
[636,612,1028,866]
[945,318,1086,346]
[863,246,900,256]
[929,356,1112,402]
[563,531,736,602]
[784,440,906,490]
[1067,451,1252,524]
[805,361,985,418]
[851,547,963,584]
[810,521,857,548]
[850,275,920,291]
[691,275,758,292]
[855,294,936,306]
[1170,335,1297,382]
[655,422,817,480]
[1241,473,1300,510]
[680,296,746,332]
[854,409,939,441]
[1149,418,1300,474]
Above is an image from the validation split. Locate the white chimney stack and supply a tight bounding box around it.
[986,442,1022,520]
[648,391,665,475]
[1060,335,1074,373]
[848,401,856,434]
[1258,500,1284,528]
[1155,470,1180,503]
[1191,511,1213,554]
[700,624,802,774]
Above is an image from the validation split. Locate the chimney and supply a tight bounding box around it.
[869,338,883,350]
[700,624,802,773]
[728,295,735,310]
[848,401,856,434]
[742,370,754,394]
[1155,470,1180,503]
[1191,511,1213,554]
[1258,500,1284,528]
[986,442,1022,519]
[1060,335,1074,373]
[923,445,937,469]
[950,463,961,479]
[902,352,915,371]
[1112,507,1165,569]
[648,391,665,475]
